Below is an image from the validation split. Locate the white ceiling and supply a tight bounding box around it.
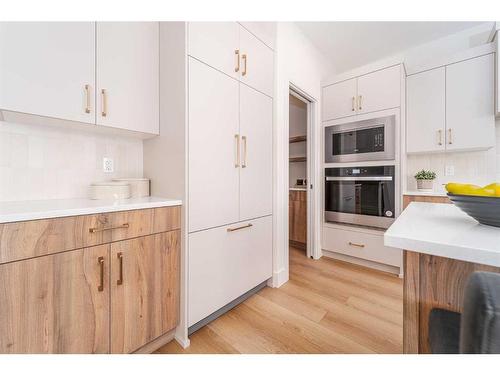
[295,22,488,73]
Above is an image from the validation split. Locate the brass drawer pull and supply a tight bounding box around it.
[351,96,356,112]
[358,95,362,110]
[117,252,123,285]
[227,223,253,232]
[448,128,453,145]
[101,88,107,117]
[235,49,240,72]
[84,84,91,114]
[242,53,247,76]
[89,223,130,233]
[98,256,104,292]
[349,241,365,248]
[437,129,443,146]
[241,135,247,168]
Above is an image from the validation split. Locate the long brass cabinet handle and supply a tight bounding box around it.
[437,129,443,146]
[235,134,240,168]
[84,84,91,114]
[227,223,253,232]
[235,49,240,72]
[351,97,356,112]
[358,95,362,110]
[349,241,365,248]
[241,135,247,168]
[117,252,123,285]
[98,256,104,292]
[89,223,129,233]
[448,128,452,145]
[101,88,107,117]
[242,54,247,76]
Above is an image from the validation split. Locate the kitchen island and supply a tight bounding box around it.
[385,202,500,354]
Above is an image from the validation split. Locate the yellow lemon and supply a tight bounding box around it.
[483,183,500,197]
[445,183,480,195]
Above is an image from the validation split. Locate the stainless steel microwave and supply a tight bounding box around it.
[324,115,395,163]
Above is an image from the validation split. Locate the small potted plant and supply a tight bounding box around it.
[414,169,437,191]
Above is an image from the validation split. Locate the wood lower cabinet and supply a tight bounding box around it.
[0,206,181,354]
[0,244,110,353]
[110,232,180,353]
[289,190,307,248]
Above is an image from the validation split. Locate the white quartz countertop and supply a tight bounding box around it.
[289,187,307,191]
[0,196,182,224]
[384,202,500,267]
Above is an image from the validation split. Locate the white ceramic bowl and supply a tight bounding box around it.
[112,178,150,198]
[89,181,131,200]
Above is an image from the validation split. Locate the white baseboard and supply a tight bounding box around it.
[322,249,401,276]
[269,267,288,288]
[174,333,190,349]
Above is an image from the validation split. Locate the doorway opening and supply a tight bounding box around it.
[288,89,313,259]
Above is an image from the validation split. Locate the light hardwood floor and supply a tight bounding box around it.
[155,247,403,354]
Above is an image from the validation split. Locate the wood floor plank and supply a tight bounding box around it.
[156,246,403,354]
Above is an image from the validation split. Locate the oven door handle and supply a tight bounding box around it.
[325,176,392,181]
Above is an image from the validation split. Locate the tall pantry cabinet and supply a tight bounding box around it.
[144,22,274,338]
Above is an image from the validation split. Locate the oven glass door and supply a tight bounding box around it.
[325,177,394,218]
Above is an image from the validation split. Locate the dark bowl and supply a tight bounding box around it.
[447,193,500,228]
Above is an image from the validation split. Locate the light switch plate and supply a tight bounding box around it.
[445,165,455,176]
[103,157,114,173]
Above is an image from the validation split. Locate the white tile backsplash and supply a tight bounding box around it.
[0,121,143,201]
[406,120,500,194]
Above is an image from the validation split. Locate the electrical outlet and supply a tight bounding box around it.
[103,157,114,173]
[445,165,455,176]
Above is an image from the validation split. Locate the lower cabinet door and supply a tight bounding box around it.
[0,245,110,353]
[188,215,273,327]
[110,231,180,353]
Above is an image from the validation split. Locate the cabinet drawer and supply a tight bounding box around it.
[0,206,181,264]
[0,214,110,264]
[322,226,401,267]
[188,215,272,327]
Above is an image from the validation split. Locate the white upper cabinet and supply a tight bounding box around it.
[445,54,495,152]
[322,65,401,121]
[357,65,400,114]
[188,22,274,97]
[96,22,159,134]
[407,53,495,154]
[407,67,446,153]
[239,84,273,221]
[188,58,240,233]
[239,26,274,97]
[0,22,95,124]
[322,78,357,121]
[188,22,240,79]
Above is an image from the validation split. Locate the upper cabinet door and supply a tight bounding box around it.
[96,22,159,134]
[357,65,401,115]
[188,22,240,79]
[0,22,95,123]
[188,58,240,232]
[446,54,495,152]
[322,78,357,121]
[239,84,273,221]
[407,67,446,153]
[239,26,274,97]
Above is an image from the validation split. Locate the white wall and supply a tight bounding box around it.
[272,22,334,287]
[0,120,143,201]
